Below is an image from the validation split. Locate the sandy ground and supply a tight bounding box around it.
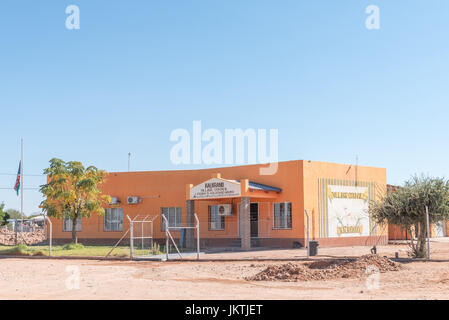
[1,238,449,300]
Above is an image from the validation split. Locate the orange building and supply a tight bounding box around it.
[50,160,388,249]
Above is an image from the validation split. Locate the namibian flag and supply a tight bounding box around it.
[14,161,21,196]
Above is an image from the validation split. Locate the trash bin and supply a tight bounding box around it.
[309,240,319,256]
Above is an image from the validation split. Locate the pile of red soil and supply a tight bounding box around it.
[0,228,46,246]
[247,254,402,282]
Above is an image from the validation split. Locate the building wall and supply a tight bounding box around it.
[388,224,411,240]
[389,222,449,240]
[49,160,388,247]
[302,160,388,246]
[50,160,304,243]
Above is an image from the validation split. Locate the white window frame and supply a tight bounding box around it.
[273,202,292,230]
[104,208,124,232]
[63,215,82,232]
[161,207,182,231]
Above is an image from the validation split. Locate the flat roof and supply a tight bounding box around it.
[233,180,282,192]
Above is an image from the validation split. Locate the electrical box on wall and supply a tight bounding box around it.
[217,204,233,216]
[127,196,141,205]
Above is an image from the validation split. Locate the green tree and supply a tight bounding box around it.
[6,209,21,220]
[373,175,449,258]
[0,203,10,226]
[40,158,110,243]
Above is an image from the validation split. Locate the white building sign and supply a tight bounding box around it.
[190,178,241,199]
[327,185,370,237]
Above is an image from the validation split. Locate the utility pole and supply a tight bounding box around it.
[426,206,431,260]
[128,152,131,172]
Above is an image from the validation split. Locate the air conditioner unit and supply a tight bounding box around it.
[109,197,119,205]
[127,196,141,205]
[217,204,233,216]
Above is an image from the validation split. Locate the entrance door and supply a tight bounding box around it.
[250,203,258,238]
[237,202,259,238]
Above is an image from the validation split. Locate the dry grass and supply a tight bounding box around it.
[0,244,161,258]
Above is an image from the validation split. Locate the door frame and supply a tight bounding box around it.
[238,202,259,238]
[250,203,259,238]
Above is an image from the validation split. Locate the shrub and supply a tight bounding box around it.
[16,243,28,250]
[62,242,85,250]
[2,244,30,256]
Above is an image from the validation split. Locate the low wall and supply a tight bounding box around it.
[0,228,46,246]
[51,235,388,248]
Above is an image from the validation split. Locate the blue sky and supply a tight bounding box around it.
[0,1,448,215]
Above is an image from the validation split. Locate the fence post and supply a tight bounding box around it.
[305,209,310,259]
[162,214,169,260]
[165,230,169,260]
[194,213,200,260]
[426,206,431,260]
[45,216,52,257]
[130,220,134,259]
[126,215,134,259]
[151,220,154,255]
[14,219,17,246]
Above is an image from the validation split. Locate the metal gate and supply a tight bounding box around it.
[127,214,158,259]
[162,213,200,260]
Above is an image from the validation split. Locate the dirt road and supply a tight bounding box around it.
[1,239,448,299]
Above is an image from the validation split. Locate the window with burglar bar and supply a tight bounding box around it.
[161,207,182,230]
[273,202,292,229]
[63,215,82,232]
[209,205,225,230]
[104,208,124,231]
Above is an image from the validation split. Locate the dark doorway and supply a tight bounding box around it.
[250,203,258,237]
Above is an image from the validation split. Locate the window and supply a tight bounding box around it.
[104,208,124,231]
[161,207,182,231]
[273,202,292,229]
[209,206,225,230]
[63,215,82,232]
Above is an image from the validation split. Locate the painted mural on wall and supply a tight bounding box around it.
[318,179,377,238]
[327,185,370,237]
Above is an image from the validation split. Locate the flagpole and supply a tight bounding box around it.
[20,138,24,231]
